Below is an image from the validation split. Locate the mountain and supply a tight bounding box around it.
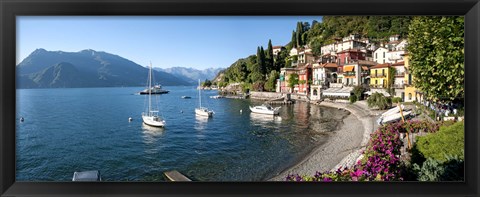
[155,67,224,85]
[16,49,191,88]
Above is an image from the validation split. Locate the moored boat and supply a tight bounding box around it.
[249,104,280,115]
[139,84,169,94]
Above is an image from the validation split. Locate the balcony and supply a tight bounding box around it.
[370,74,385,78]
[370,84,386,89]
[392,84,405,89]
[343,71,356,77]
[395,72,405,77]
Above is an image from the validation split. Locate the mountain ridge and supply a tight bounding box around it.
[17,49,194,88]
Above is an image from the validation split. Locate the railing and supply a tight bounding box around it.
[344,72,356,76]
[370,74,385,78]
[392,84,405,89]
[395,72,405,77]
[370,84,386,89]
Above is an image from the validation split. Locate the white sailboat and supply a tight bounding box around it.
[195,79,214,117]
[142,62,166,127]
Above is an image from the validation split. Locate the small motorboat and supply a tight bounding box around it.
[249,104,280,115]
[181,96,191,99]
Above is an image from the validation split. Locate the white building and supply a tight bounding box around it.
[373,47,389,64]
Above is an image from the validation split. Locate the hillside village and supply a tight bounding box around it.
[272,33,420,103]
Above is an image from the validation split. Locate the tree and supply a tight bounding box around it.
[387,67,396,96]
[265,39,274,74]
[264,70,280,92]
[291,31,297,49]
[288,73,299,91]
[296,22,304,48]
[275,50,288,69]
[407,16,464,102]
[203,79,212,87]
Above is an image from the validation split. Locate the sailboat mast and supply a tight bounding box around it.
[198,79,201,108]
[148,62,152,115]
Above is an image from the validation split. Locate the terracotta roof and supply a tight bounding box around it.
[273,46,283,49]
[321,63,338,68]
[370,63,390,69]
[362,66,369,70]
[391,61,405,66]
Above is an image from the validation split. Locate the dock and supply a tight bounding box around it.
[163,170,192,181]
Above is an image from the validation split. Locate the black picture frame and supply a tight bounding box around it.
[1,0,479,196]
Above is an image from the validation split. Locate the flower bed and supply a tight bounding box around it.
[286,120,445,181]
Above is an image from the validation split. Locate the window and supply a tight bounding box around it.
[375,70,378,77]
[408,93,412,100]
[375,53,377,59]
[382,69,385,76]
[383,52,385,58]
[313,89,318,96]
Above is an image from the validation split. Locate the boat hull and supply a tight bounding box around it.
[249,106,280,115]
[195,108,213,117]
[139,90,169,95]
[142,115,166,127]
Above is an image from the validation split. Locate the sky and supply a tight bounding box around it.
[17,16,322,69]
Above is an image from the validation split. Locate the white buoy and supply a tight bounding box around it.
[240,109,242,113]
[128,117,133,122]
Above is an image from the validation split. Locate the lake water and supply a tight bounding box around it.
[16,86,349,181]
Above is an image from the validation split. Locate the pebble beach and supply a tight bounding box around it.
[269,100,380,181]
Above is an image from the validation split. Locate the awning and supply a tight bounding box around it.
[344,66,354,72]
[362,66,368,70]
[322,87,353,97]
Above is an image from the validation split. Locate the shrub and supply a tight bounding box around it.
[412,156,464,181]
[349,95,358,103]
[415,121,464,163]
[392,97,402,104]
[352,86,365,100]
[367,92,392,110]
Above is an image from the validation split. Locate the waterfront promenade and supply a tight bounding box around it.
[269,100,380,181]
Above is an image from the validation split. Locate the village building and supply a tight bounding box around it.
[310,62,338,101]
[391,61,406,100]
[272,46,286,56]
[297,64,312,95]
[277,67,298,93]
[402,53,424,103]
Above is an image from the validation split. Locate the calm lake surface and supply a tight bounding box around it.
[16,86,349,181]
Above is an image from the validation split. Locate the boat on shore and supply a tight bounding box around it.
[139,84,169,95]
[377,110,412,125]
[249,104,281,115]
[181,96,191,99]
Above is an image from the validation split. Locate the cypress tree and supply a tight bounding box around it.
[266,39,274,74]
[291,31,297,49]
[296,22,304,48]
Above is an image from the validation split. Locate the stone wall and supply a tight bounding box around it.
[249,91,285,100]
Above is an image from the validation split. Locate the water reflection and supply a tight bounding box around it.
[194,115,209,131]
[141,123,165,145]
[249,113,282,126]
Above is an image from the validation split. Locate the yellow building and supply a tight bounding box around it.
[369,63,390,89]
[403,53,424,102]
